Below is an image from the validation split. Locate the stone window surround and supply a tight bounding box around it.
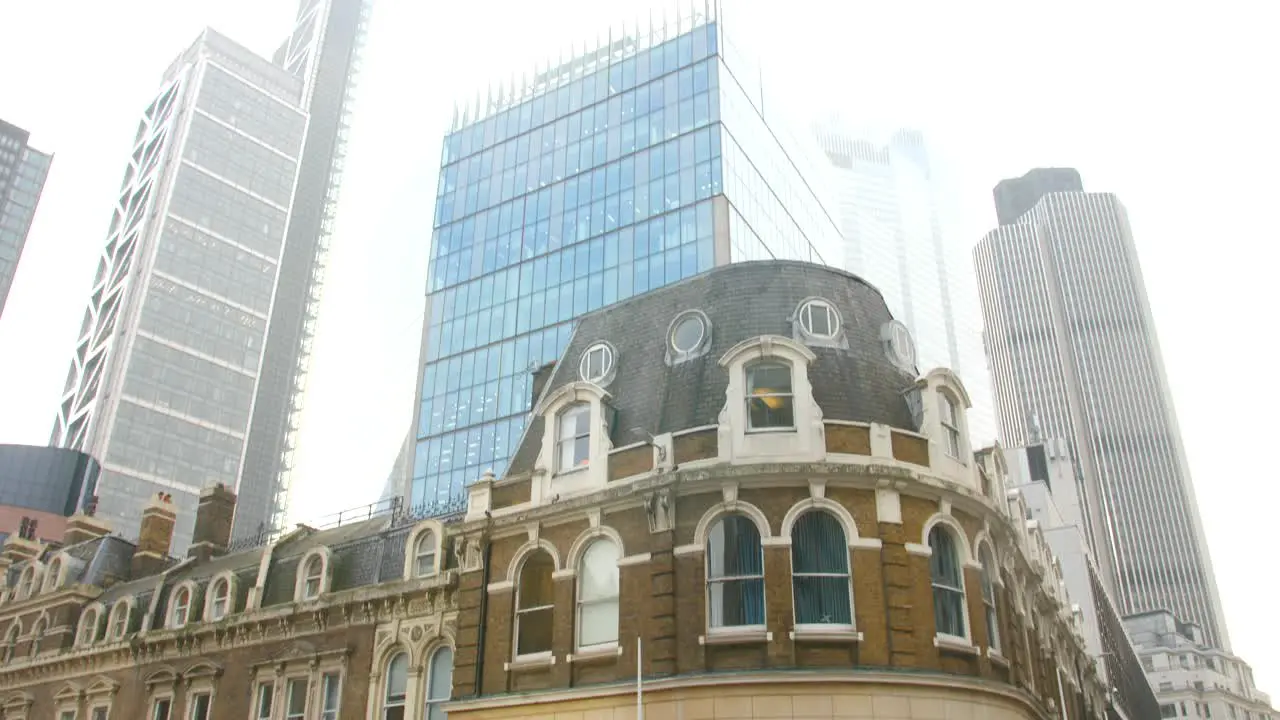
[181,662,221,720]
[403,519,447,581]
[717,335,824,464]
[794,296,843,340]
[563,521,626,657]
[249,649,347,720]
[166,580,201,629]
[577,340,617,387]
[368,639,455,720]
[3,618,22,661]
[16,562,43,600]
[43,553,71,593]
[532,381,613,503]
[107,596,136,641]
[53,680,83,719]
[143,667,178,720]
[77,602,108,648]
[293,547,333,603]
[2,690,34,720]
[83,675,120,720]
[203,571,238,622]
[918,368,973,470]
[911,510,981,653]
[29,610,52,656]
[973,533,1005,659]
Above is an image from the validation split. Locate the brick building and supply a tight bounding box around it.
[437,261,1111,720]
[0,485,458,719]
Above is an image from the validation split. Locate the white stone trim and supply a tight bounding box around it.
[565,524,626,573]
[486,580,515,594]
[920,512,974,565]
[691,498,773,547]
[202,570,238,622]
[404,519,446,581]
[165,579,200,629]
[503,538,563,584]
[791,627,864,643]
[934,633,980,655]
[905,543,933,557]
[779,496,864,545]
[699,628,771,646]
[293,546,333,602]
[617,553,652,567]
[673,544,702,557]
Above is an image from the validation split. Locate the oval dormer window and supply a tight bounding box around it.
[579,342,614,385]
[798,299,840,339]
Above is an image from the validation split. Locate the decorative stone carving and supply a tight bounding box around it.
[645,489,674,534]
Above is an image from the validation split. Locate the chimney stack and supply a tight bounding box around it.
[188,484,236,562]
[63,497,113,546]
[131,493,176,578]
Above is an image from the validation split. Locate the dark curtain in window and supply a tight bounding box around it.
[929,526,966,636]
[517,551,555,654]
[707,514,764,627]
[791,511,852,625]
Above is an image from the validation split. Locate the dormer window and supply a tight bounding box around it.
[939,392,961,457]
[415,530,437,577]
[78,606,100,646]
[17,565,36,599]
[31,616,47,653]
[302,556,324,599]
[170,586,192,628]
[109,601,129,640]
[44,558,62,592]
[556,403,591,471]
[798,298,840,338]
[209,578,230,620]
[746,362,794,431]
[579,342,614,385]
[2,622,20,662]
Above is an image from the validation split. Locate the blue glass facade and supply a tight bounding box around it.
[411,10,842,508]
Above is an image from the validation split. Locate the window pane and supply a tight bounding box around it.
[791,512,848,574]
[287,678,308,719]
[386,652,409,700]
[321,673,341,720]
[191,693,211,720]
[928,528,962,586]
[793,576,852,625]
[748,364,791,393]
[517,606,554,654]
[579,540,620,602]
[257,683,274,720]
[153,698,171,720]
[428,647,454,701]
[579,599,620,646]
[707,516,762,577]
[708,578,764,627]
[518,552,555,607]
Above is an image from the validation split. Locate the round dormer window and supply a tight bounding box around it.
[579,342,614,385]
[669,311,708,354]
[881,320,917,372]
[798,299,840,338]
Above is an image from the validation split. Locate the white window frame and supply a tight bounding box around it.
[578,342,614,385]
[668,310,709,356]
[44,557,64,593]
[414,530,438,579]
[555,402,592,472]
[744,361,795,432]
[108,599,131,641]
[253,681,275,720]
[514,551,556,660]
[283,675,309,720]
[207,577,231,621]
[928,525,969,641]
[186,691,212,720]
[382,651,409,719]
[938,391,962,458]
[575,539,621,652]
[789,510,854,630]
[979,545,1001,653]
[150,696,173,720]
[423,646,454,720]
[169,586,192,628]
[294,548,331,602]
[77,606,101,647]
[17,565,38,599]
[705,513,767,632]
[90,707,110,720]
[319,671,342,720]
[798,298,840,338]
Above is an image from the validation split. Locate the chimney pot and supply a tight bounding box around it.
[188,483,237,562]
[131,493,178,578]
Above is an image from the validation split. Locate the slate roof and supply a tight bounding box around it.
[509,261,920,475]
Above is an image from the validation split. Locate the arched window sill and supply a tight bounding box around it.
[567,643,621,664]
[700,627,771,646]
[934,633,979,655]
[790,626,863,643]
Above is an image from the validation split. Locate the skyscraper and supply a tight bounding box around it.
[0,119,52,321]
[992,167,1083,226]
[973,173,1230,648]
[51,0,370,550]
[408,2,844,509]
[811,125,994,443]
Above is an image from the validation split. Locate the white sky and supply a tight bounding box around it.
[1,0,1276,691]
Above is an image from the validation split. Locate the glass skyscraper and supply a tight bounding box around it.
[0,118,52,322]
[409,2,843,508]
[810,125,995,444]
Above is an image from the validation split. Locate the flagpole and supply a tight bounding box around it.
[636,635,644,719]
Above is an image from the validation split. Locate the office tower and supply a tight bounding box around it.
[408,2,844,509]
[0,119,52,320]
[811,125,994,443]
[50,0,369,551]
[973,175,1230,648]
[993,167,1083,226]
[0,444,99,544]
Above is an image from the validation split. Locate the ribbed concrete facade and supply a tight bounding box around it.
[973,189,1229,649]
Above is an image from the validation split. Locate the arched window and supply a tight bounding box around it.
[424,646,454,720]
[576,539,620,650]
[790,512,852,627]
[515,551,555,656]
[579,342,614,384]
[938,392,962,457]
[557,403,591,471]
[2,622,20,662]
[31,616,46,654]
[706,514,764,628]
[17,566,36,599]
[415,530,437,577]
[78,608,99,646]
[109,602,129,640]
[383,651,408,720]
[170,587,191,628]
[44,558,62,592]
[980,545,1000,652]
[798,298,840,338]
[209,578,231,620]
[302,555,324,599]
[929,526,966,638]
[746,362,794,430]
